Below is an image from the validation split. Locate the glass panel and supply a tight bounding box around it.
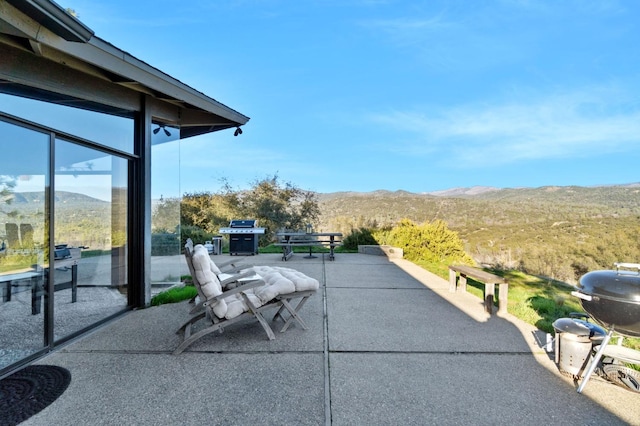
[0,93,134,154]
[53,140,128,340]
[151,123,182,293]
[0,120,48,370]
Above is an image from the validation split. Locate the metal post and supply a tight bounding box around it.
[577,328,614,393]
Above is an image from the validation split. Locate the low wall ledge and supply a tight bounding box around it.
[357,245,403,259]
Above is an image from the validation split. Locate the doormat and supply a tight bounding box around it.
[0,365,71,425]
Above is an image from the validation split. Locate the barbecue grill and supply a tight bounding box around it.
[218,220,265,255]
[571,262,640,393]
[54,244,71,260]
[573,262,640,337]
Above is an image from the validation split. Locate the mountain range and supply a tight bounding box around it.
[316,183,640,283]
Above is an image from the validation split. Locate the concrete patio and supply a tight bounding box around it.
[23,253,640,425]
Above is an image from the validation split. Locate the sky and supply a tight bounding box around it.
[65,0,640,194]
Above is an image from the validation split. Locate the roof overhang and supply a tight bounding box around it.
[0,0,249,137]
[5,0,93,42]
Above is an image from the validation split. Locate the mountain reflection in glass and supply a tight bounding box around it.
[0,121,48,370]
[53,140,128,341]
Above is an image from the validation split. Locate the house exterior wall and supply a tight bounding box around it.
[0,0,247,378]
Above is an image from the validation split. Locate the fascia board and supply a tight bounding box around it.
[49,35,249,125]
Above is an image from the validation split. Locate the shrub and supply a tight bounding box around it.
[181,225,218,251]
[387,218,474,265]
[342,227,379,250]
[151,232,180,256]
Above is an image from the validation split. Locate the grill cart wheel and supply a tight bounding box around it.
[603,365,640,393]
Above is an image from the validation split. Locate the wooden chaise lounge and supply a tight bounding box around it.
[174,240,319,354]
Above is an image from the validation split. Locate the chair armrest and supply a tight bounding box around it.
[203,279,265,306]
[221,265,250,275]
[217,259,245,270]
[219,270,259,288]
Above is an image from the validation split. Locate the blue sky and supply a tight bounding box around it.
[68,0,640,194]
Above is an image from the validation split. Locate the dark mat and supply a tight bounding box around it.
[0,365,71,425]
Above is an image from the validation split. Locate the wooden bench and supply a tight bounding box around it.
[275,232,342,261]
[448,265,508,315]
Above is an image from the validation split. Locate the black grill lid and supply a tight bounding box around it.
[229,219,256,228]
[574,263,640,336]
[577,268,640,302]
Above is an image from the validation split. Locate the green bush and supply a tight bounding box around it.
[342,227,379,250]
[151,232,180,256]
[387,218,474,265]
[180,225,216,249]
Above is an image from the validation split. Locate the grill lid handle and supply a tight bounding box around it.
[614,262,640,275]
[571,291,592,301]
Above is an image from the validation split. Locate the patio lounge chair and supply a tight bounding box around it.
[183,238,251,310]
[174,241,319,354]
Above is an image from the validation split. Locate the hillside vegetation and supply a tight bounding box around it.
[0,191,112,250]
[317,184,640,283]
[4,184,638,285]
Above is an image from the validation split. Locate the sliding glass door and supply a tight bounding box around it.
[0,115,132,372]
[0,120,49,369]
[53,140,129,341]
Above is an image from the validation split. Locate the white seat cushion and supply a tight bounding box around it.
[250,266,319,304]
[192,245,227,318]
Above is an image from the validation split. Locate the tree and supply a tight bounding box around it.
[180,175,320,246]
[0,175,17,247]
[152,196,181,233]
[0,175,16,209]
[225,175,320,244]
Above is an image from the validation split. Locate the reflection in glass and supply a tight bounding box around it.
[53,140,128,341]
[0,93,134,154]
[0,120,48,370]
[151,123,182,291]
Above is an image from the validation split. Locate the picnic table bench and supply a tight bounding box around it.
[275,232,342,261]
[448,265,508,315]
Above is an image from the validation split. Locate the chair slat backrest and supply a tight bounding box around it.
[184,238,207,302]
[184,238,196,279]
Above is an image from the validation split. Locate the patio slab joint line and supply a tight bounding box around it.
[322,253,332,426]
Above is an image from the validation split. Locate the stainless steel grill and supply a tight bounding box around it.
[219,220,265,255]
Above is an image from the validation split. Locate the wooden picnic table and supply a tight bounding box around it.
[275,232,343,261]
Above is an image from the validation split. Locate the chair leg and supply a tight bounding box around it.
[176,311,206,335]
[241,293,276,340]
[173,321,226,355]
[274,294,312,332]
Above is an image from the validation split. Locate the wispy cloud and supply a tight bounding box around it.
[357,8,528,73]
[358,13,455,51]
[368,85,640,167]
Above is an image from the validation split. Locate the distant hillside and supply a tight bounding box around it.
[426,186,501,197]
[317,184,640,226]
[8,191,108,205]
[317,183,640,283]
[1,191,110,249]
